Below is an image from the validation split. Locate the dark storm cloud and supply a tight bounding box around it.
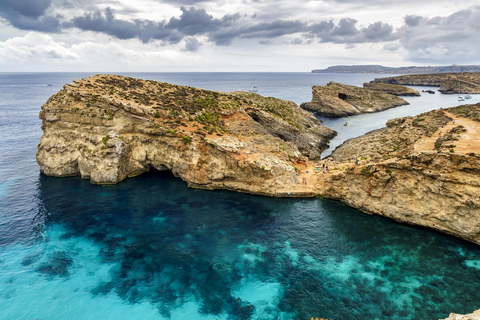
[0,0,61,32]
[0,0,52,18]
[166,7,239,35]
[70,7,183,43]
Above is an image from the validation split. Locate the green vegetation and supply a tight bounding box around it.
[182,135,192,144]
[102,136,110,146]
[360,166,374,177]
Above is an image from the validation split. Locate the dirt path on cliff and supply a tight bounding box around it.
[414,111,480,154]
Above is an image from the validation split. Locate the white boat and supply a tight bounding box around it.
[457,82,464,101]
[465,94,472,99]
[248,78,258,92]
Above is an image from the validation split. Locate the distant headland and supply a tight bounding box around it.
[312,64,480,74]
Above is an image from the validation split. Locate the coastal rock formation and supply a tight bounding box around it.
[371,72,480,94]
[312,64,480,74]
[37,75,480,247]
[442,309,480,320]
[300,81,408,117]
[363,82,420,96]
[320,104,480,245]
[37,74,336,196]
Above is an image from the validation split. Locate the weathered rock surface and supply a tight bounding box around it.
[37,75,480,247]
[300,81,408,117]
[321,105,480,245]
[442,309,480,320]
[37,74,336,196]
[371,72,480,94]
[363,82,420,96]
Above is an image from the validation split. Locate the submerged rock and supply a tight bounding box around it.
[300,81,408,117]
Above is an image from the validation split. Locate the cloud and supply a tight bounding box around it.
[0,0,52,18]
[0,32,78,63]
[0,0,61,32]
[399,6,480,63]
[182,37,202,51]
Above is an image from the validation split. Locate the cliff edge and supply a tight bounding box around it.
[37,74,336,197]
[319,104,480,244]
[37,75,480,247]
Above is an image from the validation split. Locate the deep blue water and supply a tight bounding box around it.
[1,72,480,320]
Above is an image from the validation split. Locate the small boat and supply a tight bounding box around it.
[458,96,465,102]
[465,94,472,99]
[248,78,258,92]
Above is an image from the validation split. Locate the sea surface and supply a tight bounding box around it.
[1,72,480,320]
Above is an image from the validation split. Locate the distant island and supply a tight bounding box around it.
[312,64,480,74]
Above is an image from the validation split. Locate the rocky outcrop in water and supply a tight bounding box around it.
[363,82,420,96]
[371,72,480,94]
[320,105,480,245]
[37,76,480,247]
[37,75,336,196]
[300,81,408,117]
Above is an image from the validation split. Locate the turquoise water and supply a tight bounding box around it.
[1,73,480,320]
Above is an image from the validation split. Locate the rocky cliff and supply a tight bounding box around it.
[37,74,336,196]
[319,104,480,245]
[38,75,480,247]
[300,81,408,117]
[363,82,420,96]
[371,72,480,94]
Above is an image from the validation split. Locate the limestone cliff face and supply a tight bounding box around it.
[371,72,480,94]
[37,75,336,196]
[37,75,480,247]
[320,107,480,245]
[363,82,420,96]
[300,81,408,117]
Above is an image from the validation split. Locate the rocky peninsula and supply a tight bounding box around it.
[37,74,336,196]
[363,82,420,96]
[300,81,408,117]
[371,72,480,94]
[37,75,480,247]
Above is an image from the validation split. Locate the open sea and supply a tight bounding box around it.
[1,72,480,320]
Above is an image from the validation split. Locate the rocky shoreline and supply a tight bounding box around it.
[37,74,335,196]
[371,72,480,94]
[300,81,409,117]
[37,75,480,246]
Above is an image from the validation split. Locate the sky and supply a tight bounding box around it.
[0,0,479,72]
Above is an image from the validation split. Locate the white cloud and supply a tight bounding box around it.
[0,1,479,71]
[0,32,78,64]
